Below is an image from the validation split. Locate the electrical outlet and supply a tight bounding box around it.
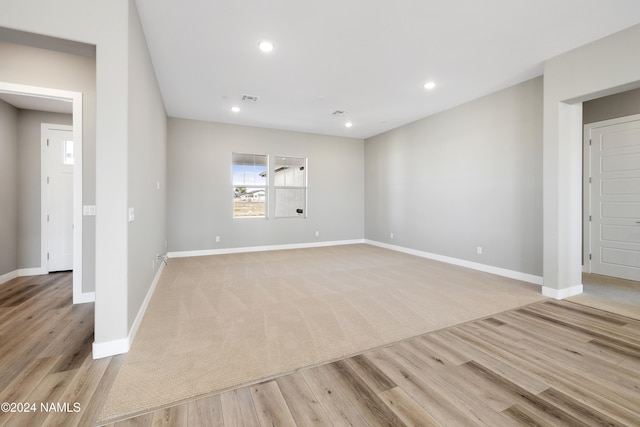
[216,236,220,242]
[390,232,394,239]
[83,205,96,216]
[315,231,320,237]
[477,246,483,255]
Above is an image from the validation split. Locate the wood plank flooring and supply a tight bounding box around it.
[0,273,122,427]
[105,293,640,425]
[1,272,640,426]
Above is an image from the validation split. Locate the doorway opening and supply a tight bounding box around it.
[0,81,89,304]
[583,114,640,282]
[42,123,75,273]
[579,112,640,312]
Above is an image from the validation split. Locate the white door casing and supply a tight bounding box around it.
[43,125,74,272]
[0,82,89,304]
[585,114,640,282]
[0,83,87,301]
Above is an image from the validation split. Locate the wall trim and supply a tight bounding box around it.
[92,338,130,359]
[92,262,165,359]
[168,239,366,259]
[542,284,583,300]
[18,267,47,276]
[1,268,50,285]
[366,240,544,286]
[73,291,95,304]
[0,270,18,285]
[128,262,165,350]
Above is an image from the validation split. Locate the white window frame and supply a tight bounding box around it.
[232,152,268,219]
[273,156,308,219]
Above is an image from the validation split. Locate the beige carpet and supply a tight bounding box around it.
[568,273,640,320]
[99,244,546,422]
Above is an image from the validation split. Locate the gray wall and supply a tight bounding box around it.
[0,40,97,292]
[127,0,168,330]
[365,77,543,276]
[168,118,365,252]
[0,0,151,351]
[0,99,18,277]
[583,87,640,124]
[17,110,72,269]
[543,23,640,294]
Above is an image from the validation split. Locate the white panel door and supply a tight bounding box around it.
[589,117,640,281]
[45,127,74,272]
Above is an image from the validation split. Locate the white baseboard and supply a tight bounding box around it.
[128,262,165,347]
[168,239,366,259]
[366,240,544,286]
[18,267,47,276]
[92,262,165,359]
[92,337,130,359]
[0,270,18,285]
[1,267,49,285]
[73,291,95,304]
[542,284,583,300]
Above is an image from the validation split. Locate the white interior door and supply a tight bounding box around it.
[588,116,640,281]
[44,126,74,272]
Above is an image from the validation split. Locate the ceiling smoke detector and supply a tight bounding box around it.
[241,94,260,103]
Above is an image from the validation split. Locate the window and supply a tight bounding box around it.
[63,140,74,165]
[232,153,267,218]
[274,156,307,218]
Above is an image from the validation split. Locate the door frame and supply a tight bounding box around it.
[583,113,640,276]
[0,82,88,304]
[42,123,74,273]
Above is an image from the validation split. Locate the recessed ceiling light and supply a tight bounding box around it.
[424,81,436,90]
[345,121,353,128]
[258,40,274,53]
[231,106,240,113]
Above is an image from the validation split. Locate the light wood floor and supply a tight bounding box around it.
[2,272,640,426]
[0,273,122,427]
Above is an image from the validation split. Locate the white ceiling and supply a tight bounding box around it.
[134,0,640,139]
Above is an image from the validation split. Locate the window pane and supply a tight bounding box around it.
[233,187,266,217]
[274,156,305,186]
[63,140,74,165]
[232,153,267,186]
[274,188,306,217]
[232,153,267,218]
